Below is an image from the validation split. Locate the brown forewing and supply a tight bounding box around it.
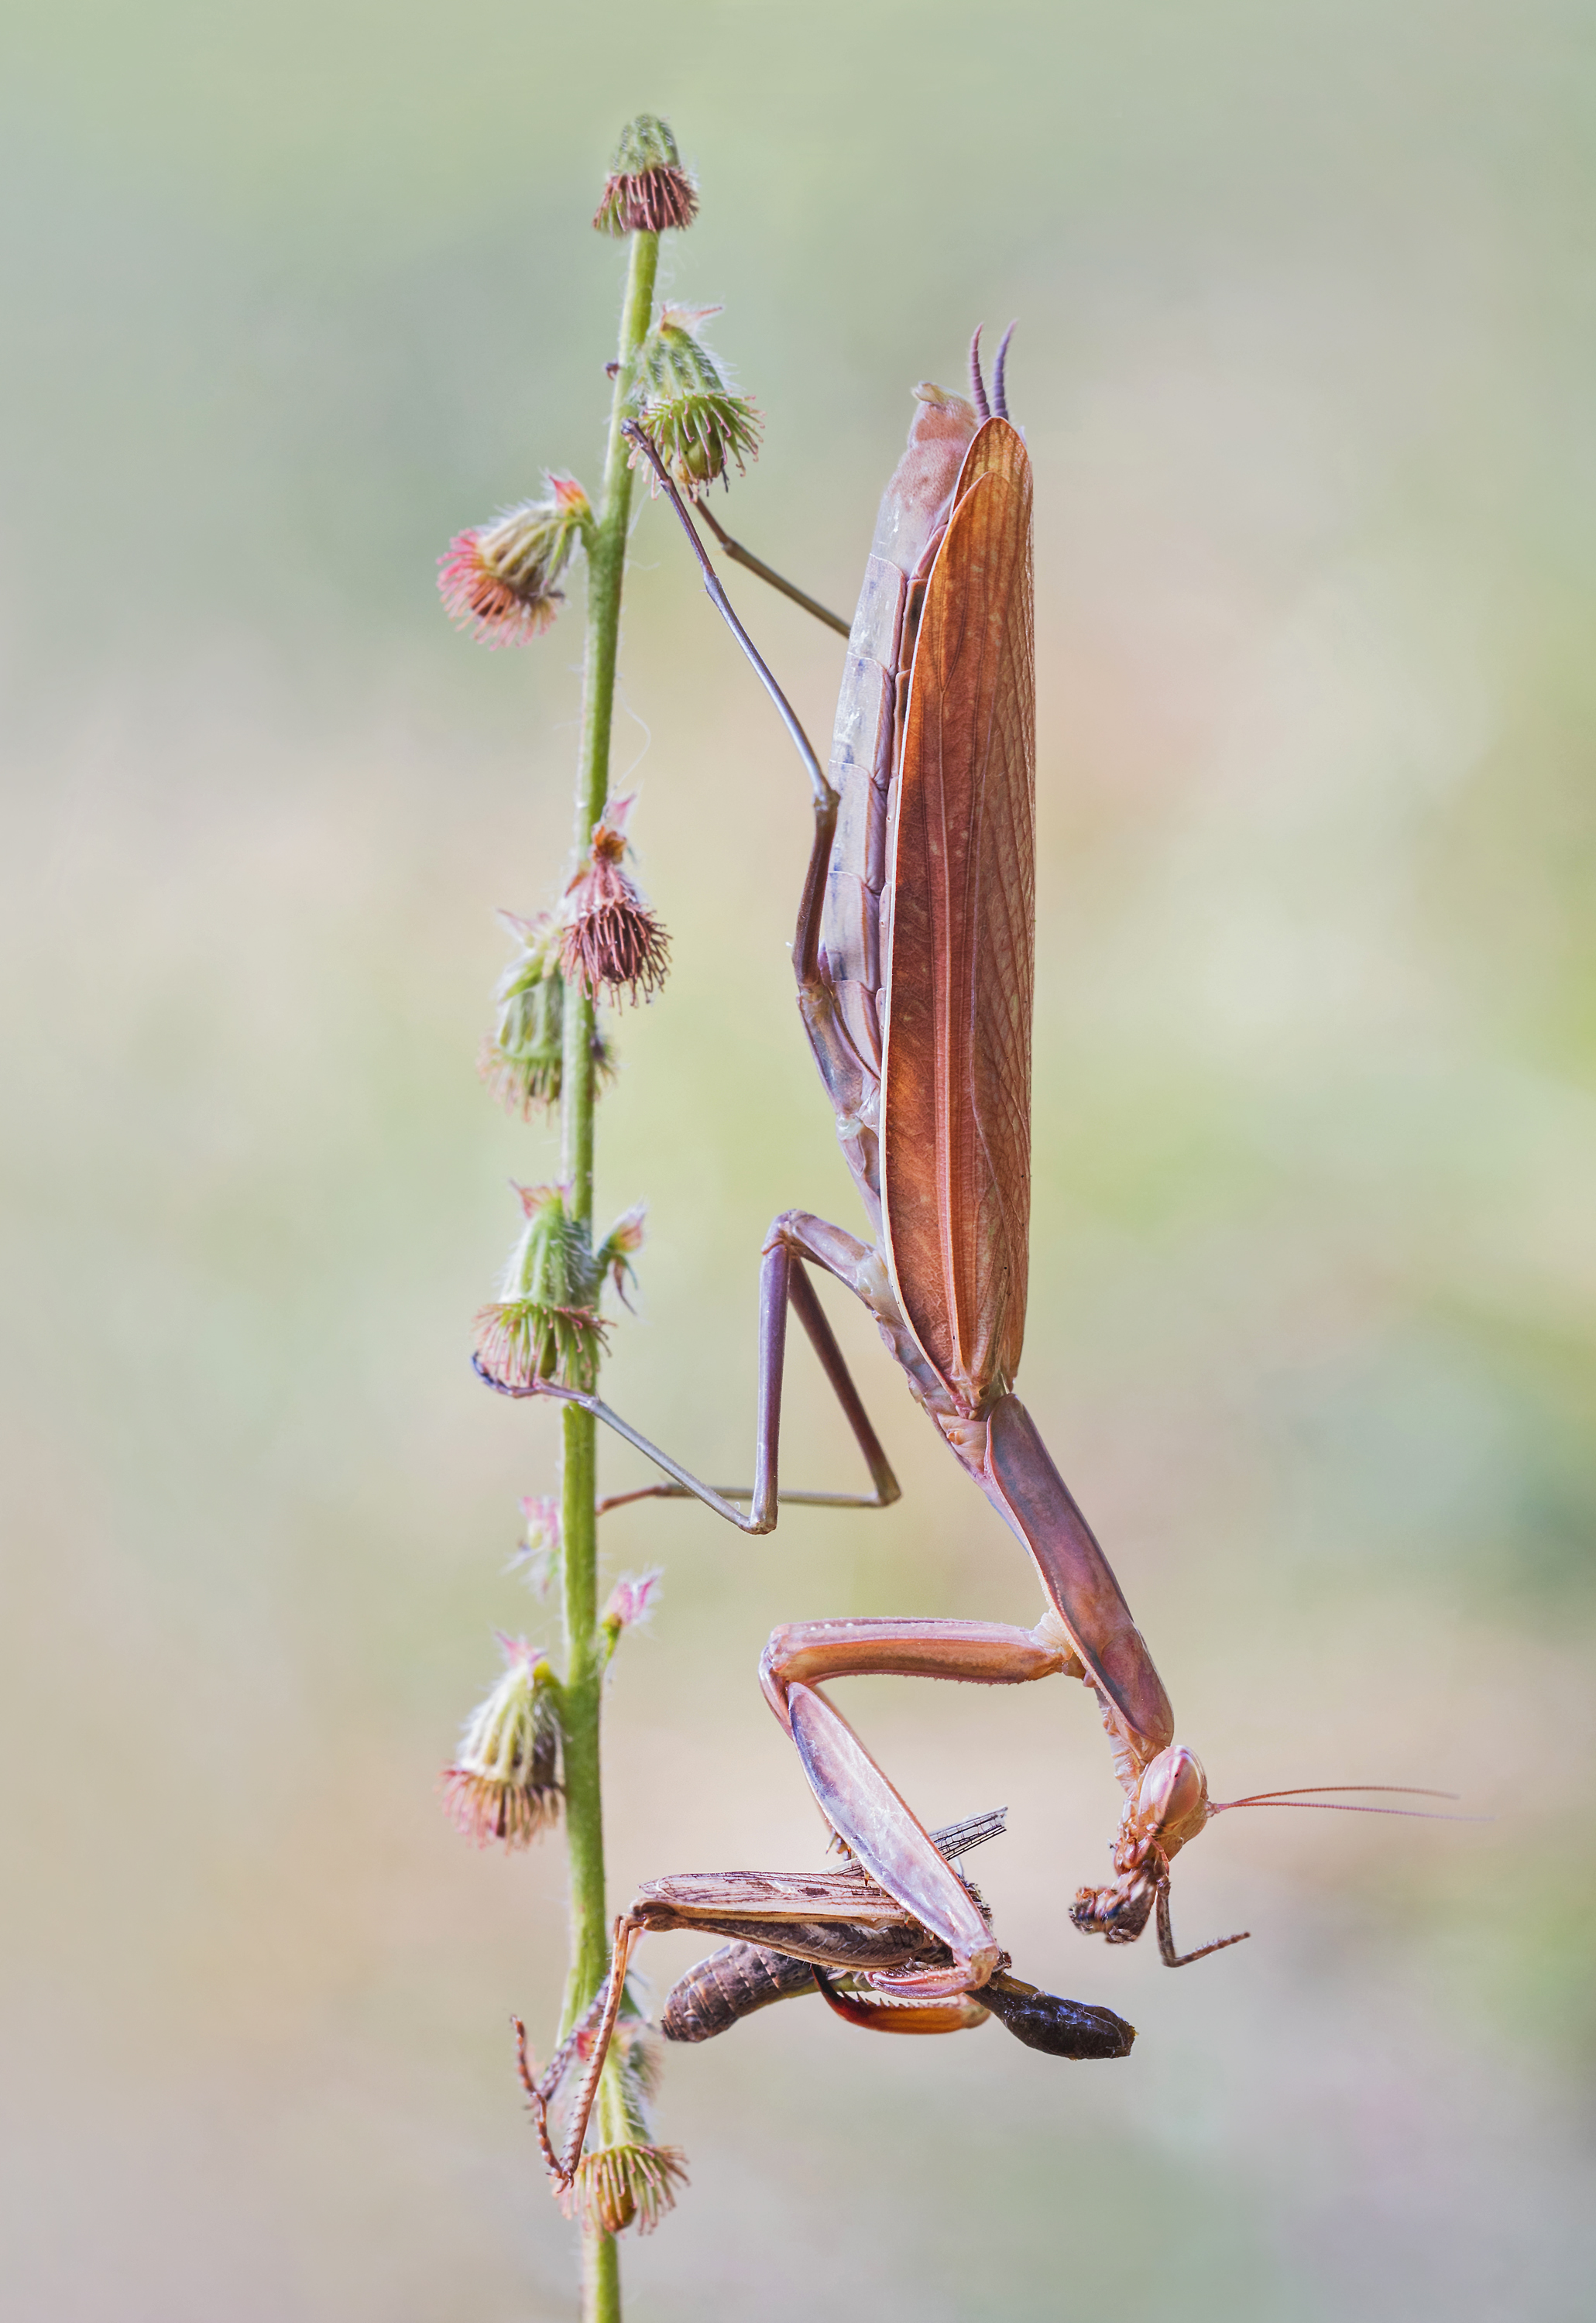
[634,1864,918,1926]
[881,419,1035,1405]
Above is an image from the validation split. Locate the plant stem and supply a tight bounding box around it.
[557,221,658,2323]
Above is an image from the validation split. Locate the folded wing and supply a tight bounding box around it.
[880,419,1036,1408]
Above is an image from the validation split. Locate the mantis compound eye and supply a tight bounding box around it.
[1135,1744,1209,1842]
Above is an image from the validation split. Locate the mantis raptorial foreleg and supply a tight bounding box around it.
[759,1616,1075,1993]
[774,1686,998,1993]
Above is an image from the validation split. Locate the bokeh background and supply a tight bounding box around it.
[4,2,1594,2316]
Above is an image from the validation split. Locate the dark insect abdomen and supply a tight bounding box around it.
[661,1940,816,2043]
[980,1974,1136,2059]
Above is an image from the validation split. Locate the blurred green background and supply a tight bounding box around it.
[3,2,1594,2315]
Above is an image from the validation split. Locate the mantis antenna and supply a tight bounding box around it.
[993,321,1016,421]
[968,324,991,421]
[969,320,1018,422]
[1210,1784,1485,1823]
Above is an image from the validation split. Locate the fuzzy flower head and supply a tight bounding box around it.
[560,2140,688,2238]
[442,1634,562,1848]
[479,910,615,1119]
[439,476,591,647]
[510,1494,563,1597]
[474,1182,606,1391]
[631,307,760,499]
[593,115,698,238]
[559,794,671,1006]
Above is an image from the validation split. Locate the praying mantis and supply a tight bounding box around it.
[489,329,1456,2183]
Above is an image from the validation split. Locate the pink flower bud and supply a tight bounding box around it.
[602,1567,664,1635]
[510,1494,563,1597]
[559,794,671,1006]
[593,115,698,238]
[438,479,589,647]
[441,1635,562,1848]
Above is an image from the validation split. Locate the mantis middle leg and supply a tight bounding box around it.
[502,1208,905,1529]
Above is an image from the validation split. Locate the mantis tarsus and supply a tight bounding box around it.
[489,328,1461,2183]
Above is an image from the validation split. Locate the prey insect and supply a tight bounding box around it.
[489,326,1460,2178]
[521,1810,1134,2192]
[660,1807,1012,2042]
[656,1809,1133,2061]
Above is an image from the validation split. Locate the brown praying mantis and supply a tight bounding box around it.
[484,328,1460,2182]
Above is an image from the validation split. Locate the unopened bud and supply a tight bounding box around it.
[439,477,590,647]
[631,307,760,499]
[479,911,615,1118]
[593,115,698,238]
[443,1635,562,1848]
[560,2140,688,2237]
[560,794,671,1006]
[474,1182,607,1391]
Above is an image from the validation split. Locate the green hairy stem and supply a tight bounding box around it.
[449,115,715,2313]
[558,221,658,2323]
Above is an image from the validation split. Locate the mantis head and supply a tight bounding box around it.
[1071,1751,1473,1964]
[1069,1745,1212,1945]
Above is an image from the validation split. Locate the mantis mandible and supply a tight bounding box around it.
[487,331,1457,2174]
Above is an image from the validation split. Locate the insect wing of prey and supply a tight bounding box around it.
[883,420,1036,1409]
